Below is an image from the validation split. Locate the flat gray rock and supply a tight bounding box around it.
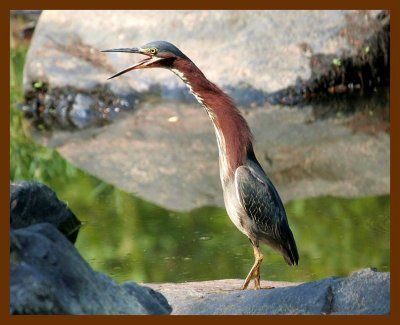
[145,268,389,315]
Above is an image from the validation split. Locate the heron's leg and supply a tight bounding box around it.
[253,257,261,289]
[242,243,263,290]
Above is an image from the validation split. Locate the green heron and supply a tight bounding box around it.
[103,41,299,289]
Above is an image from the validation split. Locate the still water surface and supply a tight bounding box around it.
[71,178,389,284]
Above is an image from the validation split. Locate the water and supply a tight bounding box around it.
[70,178,389,284]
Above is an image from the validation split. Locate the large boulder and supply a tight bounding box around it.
[24,10,388,102]
[10,223,171,315]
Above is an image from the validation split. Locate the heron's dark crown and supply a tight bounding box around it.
[141,41,190,60]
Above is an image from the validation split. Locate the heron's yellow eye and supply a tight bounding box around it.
[149,48,157,55]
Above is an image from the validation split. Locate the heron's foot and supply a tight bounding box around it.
[241,281,250,290]
[242,245,264,290]
[241,266,275,290]
[241,264,261,290]
[241,279,274,290]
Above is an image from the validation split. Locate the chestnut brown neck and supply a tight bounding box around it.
[171,58,254,181]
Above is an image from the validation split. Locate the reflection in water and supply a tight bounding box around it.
[72,177,389,284]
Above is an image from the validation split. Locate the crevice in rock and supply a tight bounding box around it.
[321,284,335,315]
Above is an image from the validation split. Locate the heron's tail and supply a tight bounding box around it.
[281,229,299,266]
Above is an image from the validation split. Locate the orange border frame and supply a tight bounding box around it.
[2,1,398,324]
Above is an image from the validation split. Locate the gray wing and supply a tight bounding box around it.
[235,164,299,265]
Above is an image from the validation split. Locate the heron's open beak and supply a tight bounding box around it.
[101,47,165,80]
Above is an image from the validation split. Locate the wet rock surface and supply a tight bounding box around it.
[10,181,81,243]
[145,268,389,315]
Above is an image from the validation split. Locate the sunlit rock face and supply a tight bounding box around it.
[24,10,389,111]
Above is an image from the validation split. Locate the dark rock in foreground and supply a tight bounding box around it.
[10,181,171,315]
[10,181,81,243]
[146,268,389,315]
[10,223,171,315]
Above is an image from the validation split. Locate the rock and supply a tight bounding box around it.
[10,223,172,315]
[24,10,387,103]
[10,181,81,243]
[145,268,389,315]
[329,268,390,314]
[146,279,300,312]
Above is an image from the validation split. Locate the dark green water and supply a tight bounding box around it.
[70,178,389,284]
